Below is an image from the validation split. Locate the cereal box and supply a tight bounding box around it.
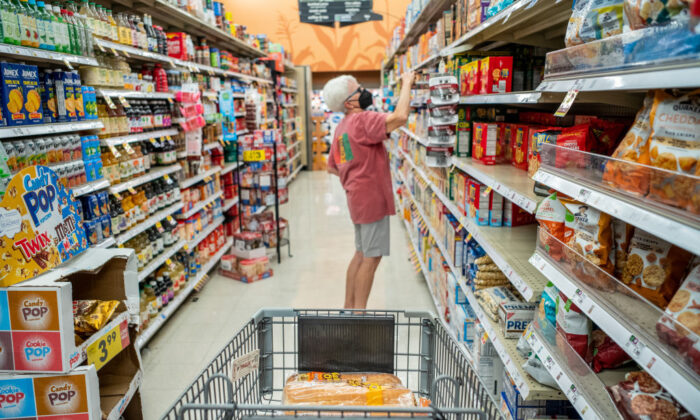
[472,122,498,165]
[463,60,480,95]
[479,56,513,94]
[20,64,42,125]
[1,62,27,126]
[511,124,533,171]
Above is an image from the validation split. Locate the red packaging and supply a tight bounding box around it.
[511,124,536,171]
[479,56,513,94]
[504,201,535,226]
[166,32,188,60]
[472,122,499,164]
[520,111,574,126]
[591,330,632,373]
[467,179,483,220]
[496,122,511,163]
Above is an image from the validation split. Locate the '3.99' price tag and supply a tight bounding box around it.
[86,319,129,370]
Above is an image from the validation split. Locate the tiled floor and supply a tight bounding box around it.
[141,170,435,419]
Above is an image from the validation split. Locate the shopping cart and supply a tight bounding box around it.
[162,309,502,420]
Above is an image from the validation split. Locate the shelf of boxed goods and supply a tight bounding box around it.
[221,161,242,176]
[97,89,174,100]
[281,87,297,94]
[411,54,441,72]
[188,216,225,249]
[180,166,222,189]
[181,191,223,219]
[526,318,627,420]
[0,120,103,139]
[529,239,700,416]
[109,164,182,195]
[94,237,117,248]
[115,201,184,246]
[72,178,111,198]
[222,197,239,212]
[101,128,179,146]
[0,43,99,67]
[532,168,700,255]
[459,91,565,105]
[147,0,266,58]
[383,0,454,70]
[451,156,539,213]
[138,239,187,282]
[441,0,572,56]
[137,237,234,349]
[398,147,546,302]
[394,162,563,401]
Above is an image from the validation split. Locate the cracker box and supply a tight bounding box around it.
[479,56,513,94]
[166,32,188,60]
[467,179,482,220]
[490,192,504,227]
[463,60,481,95]
[504,201,535,226]
[472,122,499,165]
[499,302,537,338]
[511,124,533,171]
[499,123,513,163]
[456,106,472,157]
[1,62,27,126]
[20,64,42,125]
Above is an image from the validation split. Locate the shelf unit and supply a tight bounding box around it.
[180,191,223,219]
[101,128,179,146]
[221,162,242,176]
[0,120,103,138]
[109,164,182,195]
[0,43,99,67]
[97,89,175,100]
[222,197,239,212]
[72,178,111,198]
[114,202,183,245]
[187,217,225,249]
[138,239,187,282]
[180,166,222,189]
[136,238,233,349]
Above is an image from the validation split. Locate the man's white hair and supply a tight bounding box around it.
[322,75,358,113]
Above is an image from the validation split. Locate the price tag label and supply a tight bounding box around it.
[219,138,226,146]
[86,320,126,370]
[97,42,106,52]
[167,97,174,104]
[567,384,579,405]
[466,233,473,241]
[102,92,117,110]
[573,288,587,307]
[626,334,645,358]
[127,186,137,195]
[165,258,174,268]
[203,175,212,183]
[113,191,122,200]
[122,49,130,58]
[166,135,173,141]
[166,215,174,223]
[62,57,74,70]
[108,144,121,158]
[183,243,189,251]
[243,149,266,162]
[118,96,130,108]
[163,174,173,184]
[123,143,135,154]
[155,221,164,233]
[484,186,493,194]
[110,47,119,56]
[554,80,583,118]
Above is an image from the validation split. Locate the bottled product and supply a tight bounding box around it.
[117,12,130,45]
[106,9,118,41]
[18,0,39,48]
[1,0,21,45]
[29,0,50,50]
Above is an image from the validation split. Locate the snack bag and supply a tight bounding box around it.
[560,197,615,274]
[647,89,700,214]
[579,0,626,43]
[656,265,700,375]
[535,192,573,261]
[556,291,592,359]
[523,352,558,388]
[73,300,121,339]
[624,0,690,29]
[622,228,693,309]
[612,218,635,278]
[537,281,559,328]
[591,329,632,372]
[566,0,592,46]
[603,93,654,196]
[607,371,691,419]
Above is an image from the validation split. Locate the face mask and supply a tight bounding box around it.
[357,89,372,110]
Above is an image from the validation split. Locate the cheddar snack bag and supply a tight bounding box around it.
[647,89,700,214]
[283,372,415,408]
[560,197,615,274]
[535,192,573,261]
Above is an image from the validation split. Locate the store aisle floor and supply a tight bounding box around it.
[141,170,435,419]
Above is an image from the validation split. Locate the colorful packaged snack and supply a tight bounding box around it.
[472,122,498,164]
[556,291,591,360]
[511,124,535,171]
[560,197,615,274]
[591,329,632,372]
[647,89,700,214]
[41,70,57,123]
[624,0,690,29]
[535,192,573,261]
[73,300,121,339]
[479,56,513,94]
[456,106,472,157]
[622,228,693,309]
[429,74,460,106]
[656,265,700,375]
[612,218,635,278]
[607,371,691,420]
[20,64,42,125]
[498,123,513,163]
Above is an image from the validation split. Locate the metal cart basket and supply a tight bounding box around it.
[162,309,501,420]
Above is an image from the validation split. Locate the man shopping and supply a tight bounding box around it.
[322,71,415,309]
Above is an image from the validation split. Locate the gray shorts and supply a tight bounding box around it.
[354,216,390,257]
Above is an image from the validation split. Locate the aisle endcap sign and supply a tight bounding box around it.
[0,166,88,287]
[299,0,383,26]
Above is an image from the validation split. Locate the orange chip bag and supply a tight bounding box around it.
[535,192,573,261]
[647,89,700,214]
[602,93,654,196]
[622,229,693,309]
[560,198,615,274]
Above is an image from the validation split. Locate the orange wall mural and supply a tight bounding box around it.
[223,0,411,72]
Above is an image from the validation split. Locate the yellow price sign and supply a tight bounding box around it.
[166,135,173,141]
[484,186,493,194]
[149,138,157,145]
[127,187,137,195]
[110,47,119,56]
[86,320,127,370]
[183,244,189,251]
[243,149,266,162]
[118,96,130,108]
[203,175,212,183]
[167,97,174,104]
[113,192,122,200]
[466,233,473,241]
[108,144,120,158]
[155,221,164,232]
[163,174,173,184]
[165,258,173,266]
[166,215,174,223]
[123,143,135,154]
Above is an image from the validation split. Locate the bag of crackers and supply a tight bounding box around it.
[656,264,700,375]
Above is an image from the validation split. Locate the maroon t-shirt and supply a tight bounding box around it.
[328,111,396,224]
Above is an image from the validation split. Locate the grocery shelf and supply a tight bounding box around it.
[74,311,130,369]
[400,127,429,147]
[232,92,246,99]
[451,157,539,213]
[284,131,297,138]
[538,61,700,92]
[138,239,187,282]
[459,91,564,105]
[149,0,265,58]
[180,166,222,189]
[222,197,239,212]
[411,54,440,71]
[288,139,302,150]
[236,129,249,136]
[105,370,142,420]
[109,164,182,195]
[441,0,571,56]
[527,320,626,420]
[203,91,219,101]
[399,148,546,301]
[101,128,179,146]
[203,142,222,152]
[234,112,246,117]
[394,167,562,401]
[533,168,700,255]
[72,178,111,197]
[221,162,242,175]
[93,237,117,249]
[94,38,176,66]
[281,87,298,93]
[187,217,225,249]
[97,89,175,100]
[383,0,454,70]
[0,43,99,67]
[281,103,297,108]
[115,201,183,245]
[180,191,223,219]
[225,70,273,84]
[290,153,302,163]
[136,238,233,349]
[530,250,700,416]
[0,120,103,139]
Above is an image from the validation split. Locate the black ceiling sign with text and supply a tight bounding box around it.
[299,0,383,26]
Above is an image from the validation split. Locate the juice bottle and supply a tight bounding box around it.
[78,0,95,37]
[116,12,128,45]
[58,8,76,54]
[66,10,85,55]
[68,1,92,56]
[36,1,55,50]
[29,0,48,50]
[144,282,157,319]
[17,0,38,48]
[105,9,117,42]
[135,15,147,50]
[46,3,67,53]
[2,0,21,45]
[94,4,106,39]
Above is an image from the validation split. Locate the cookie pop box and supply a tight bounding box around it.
[0,248,137,373]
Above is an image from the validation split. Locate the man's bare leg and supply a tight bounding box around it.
[353,256,382,309]
[344,251,363,308]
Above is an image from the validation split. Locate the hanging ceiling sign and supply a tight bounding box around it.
[299,0,383,26]
[0,166,88,286]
